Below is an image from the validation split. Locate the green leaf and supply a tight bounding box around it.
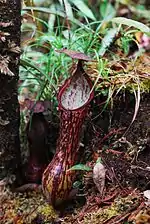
[100,2,116,20]
[96,157,102,164]
[73,181,82,188]
[70,0,96,21]
[112,17,150,34]
[98,28,118,56]
[63,0,74,19]
[48,4,56,31]
[22,6,86,28]
[130,7,150,20]
[68,164,92,171]
[21,22,37,32]
[100,0,108,18]
[20,58,46,77]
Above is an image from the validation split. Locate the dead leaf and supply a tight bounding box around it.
[0,31,10,42]
[0,56,14,76]
[55,48,92,61]
[8,41,21,53]
[110,61,127,72]
[19,98,51,112]
[0,21,13,27]
[143,190,150,200]
[93,159,106,196]
[0,116,10,125]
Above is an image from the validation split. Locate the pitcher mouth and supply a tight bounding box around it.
[58,62,94,111]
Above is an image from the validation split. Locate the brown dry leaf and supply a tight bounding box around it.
[134,54,150,75]
[0,21,13,27]
[8,41,21,53]
[0,31,10,42]
[135,32,150,49]
[56,48,92,61]
[93,159,106,196]
[135,209,150,224]
[19,98,51,113]
[0,116,10,125]
[0,56,14,76]
[110,61,127,72]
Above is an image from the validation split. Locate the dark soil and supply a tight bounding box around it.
[59,92,150,223]
[0,0,21,182]
[1,92,150,224]
[89,92,150,191]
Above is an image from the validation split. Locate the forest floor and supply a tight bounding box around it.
[1,93,150,224]
[1,0,150,221]
[60,93,150,224]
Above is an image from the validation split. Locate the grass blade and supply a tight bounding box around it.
[98,28,119,56]
[70,0,96,21]
[112,17,150,34]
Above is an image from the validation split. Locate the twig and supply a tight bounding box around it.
[111,167,127,192]
[104,212,131,224]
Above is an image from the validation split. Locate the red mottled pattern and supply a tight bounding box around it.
[42,61,94,207]
[25,113,50,184]
[42,107,88,206]
[25,158,47,184]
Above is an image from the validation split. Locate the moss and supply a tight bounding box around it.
[79,193,140,224]
[1,190,58,224]
[86,54,150,96]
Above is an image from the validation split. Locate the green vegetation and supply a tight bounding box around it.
[20,0,150,114]
[2,1,150,224]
